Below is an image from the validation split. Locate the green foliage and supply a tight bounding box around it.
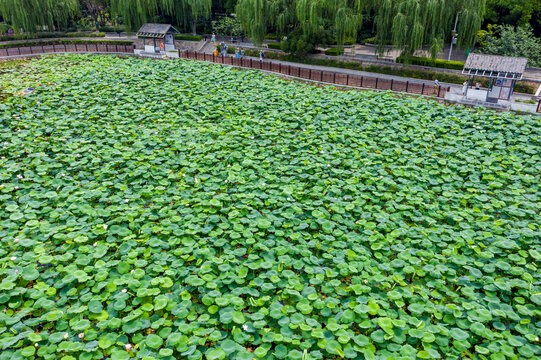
[236,0,277,45]
[477,24,541,67]
[1,53,540,360]
[484,0,541,36]
[110,0,211,33]
[396,56,465,70]
[0,39,132,49]
[0,0,79,33]
[324,47,344,56]
[175,34,203,41]
[211,16,243,36]
[282,26,332,55]
[373,0,485,57]
[267,42,283,49]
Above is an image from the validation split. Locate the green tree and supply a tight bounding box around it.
[0,0,79,33]
[372,0,486,57]
[479,24,541,66]
[111,0,211,33]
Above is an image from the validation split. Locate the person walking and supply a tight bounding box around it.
[259,50,264,61]
[434,79,440,94]
[462,81,467,95]
[211,33,216,43]
[241,48,244,58]
[235,48,240,58]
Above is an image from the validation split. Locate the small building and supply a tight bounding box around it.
[462,54,528,102]
[136,23,179,55]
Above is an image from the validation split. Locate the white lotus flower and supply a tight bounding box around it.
[122,289,127,293]
[10,257,16,261]
[242,324,248,331]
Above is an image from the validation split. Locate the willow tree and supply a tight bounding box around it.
[236,0,278,45]
[0,0,79,33]
[372,0,485,57]
[111,0,158,31]
[112,0,211,34]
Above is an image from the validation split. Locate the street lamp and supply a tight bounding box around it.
[448,13,459,61]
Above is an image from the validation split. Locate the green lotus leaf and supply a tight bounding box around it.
[146,334,164,349]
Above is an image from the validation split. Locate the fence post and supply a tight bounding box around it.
[53,44,56,53]
[437,86,441,97]
[360,76,363,87]
[18,47,21,55]
[85,44,88,52]
[406,81,409,93]
[375,78,378,89]
[390,79,393,91]
[537,99,541,113]
[421,83,425,94]
[42,45,45,53]
[333,73,336,84]
[346,74,349,86]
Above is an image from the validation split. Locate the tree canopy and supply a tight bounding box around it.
[0,0,79,32]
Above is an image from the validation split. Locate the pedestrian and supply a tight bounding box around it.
[475,82,480,90]
[211,33,216,43]
[241,48,244,58]
[259,50,264,61]
[462,81,467,95]
[434,79,439,94]
[235,48,240,58]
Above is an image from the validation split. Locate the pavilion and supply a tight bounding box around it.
[462,54,528,102]
[136,23,179,54]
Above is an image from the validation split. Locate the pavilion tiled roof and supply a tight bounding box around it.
[462,53,528,80]
[137,23,179,39]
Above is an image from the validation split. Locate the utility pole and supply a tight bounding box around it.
[448,13,459,61]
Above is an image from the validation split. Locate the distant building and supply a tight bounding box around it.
[135,23,179,58]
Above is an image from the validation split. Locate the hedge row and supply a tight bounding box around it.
[324,47,344,56]
[0,39,133,49]
[396,56,465,70]
[267,42,282,50]
[175,34,202,41]
[0,32,106,41]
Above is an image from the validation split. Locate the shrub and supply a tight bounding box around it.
[175,34,202,41]
[267,42,282,50]
[325,47,344,56]
[99,26,126,33]
[396,56,465,70]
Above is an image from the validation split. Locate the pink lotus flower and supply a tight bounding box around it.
[78,333,84,339]
[125,343,132,352]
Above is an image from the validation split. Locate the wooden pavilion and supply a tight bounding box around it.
[136,23,179,54]
[462,54,528,102]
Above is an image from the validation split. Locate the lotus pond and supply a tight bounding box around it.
[0,54,540,360]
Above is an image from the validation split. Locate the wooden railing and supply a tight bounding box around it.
[0,43,135,57]
[178,50,451,98]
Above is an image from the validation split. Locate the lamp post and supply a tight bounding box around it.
[448,13,459,61]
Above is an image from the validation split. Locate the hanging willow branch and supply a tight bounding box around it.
[371,0,485,58]
[236,0,278,46]
[0,0,78,33]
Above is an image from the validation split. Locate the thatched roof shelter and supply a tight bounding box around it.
[462,54,528,80]
[137,23,179,39]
